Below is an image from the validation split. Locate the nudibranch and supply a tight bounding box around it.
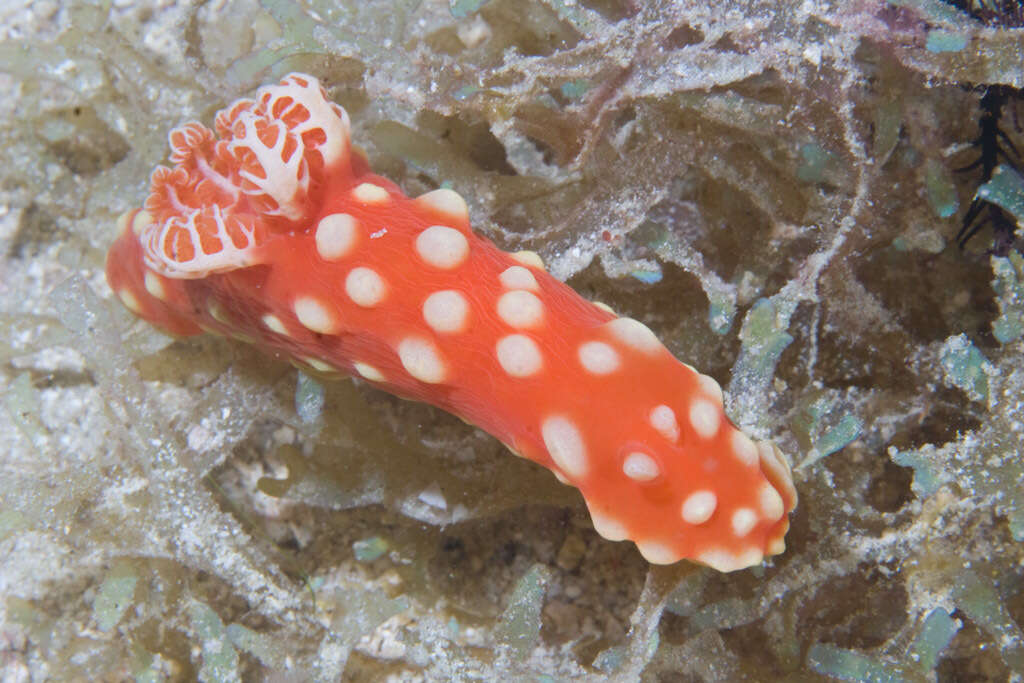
[106,73,796,572]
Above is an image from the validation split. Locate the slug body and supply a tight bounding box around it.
[106,73,796,571]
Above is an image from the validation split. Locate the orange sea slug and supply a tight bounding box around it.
[106,73,796,571]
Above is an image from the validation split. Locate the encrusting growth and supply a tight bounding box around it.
[106,73,797,572]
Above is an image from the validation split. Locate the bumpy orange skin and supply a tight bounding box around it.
[106,73,796,571]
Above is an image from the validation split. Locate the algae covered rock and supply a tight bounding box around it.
[1,0,1022,680]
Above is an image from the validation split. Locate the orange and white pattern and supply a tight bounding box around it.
[106,73,796,571]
